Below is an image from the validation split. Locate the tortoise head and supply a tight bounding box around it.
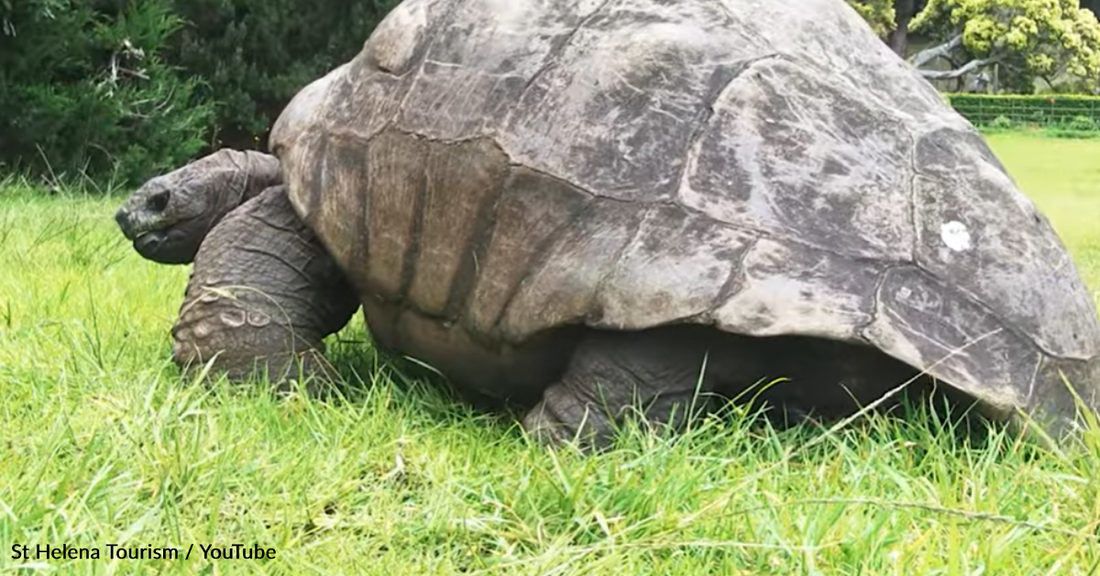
[115,149,282,264]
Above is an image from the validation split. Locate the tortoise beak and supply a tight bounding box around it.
[115,207,138,240]
[115,188,172,240]
[115,200,194,264]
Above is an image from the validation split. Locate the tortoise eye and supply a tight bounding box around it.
[148,189,170,212]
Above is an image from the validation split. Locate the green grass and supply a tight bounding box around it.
[985,133,1100,295]
[2,133,1100,575]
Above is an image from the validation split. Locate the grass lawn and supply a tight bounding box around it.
[1,132,1099,575]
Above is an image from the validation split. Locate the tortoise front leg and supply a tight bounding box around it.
[521,325,739,448]
[171,185,360,392]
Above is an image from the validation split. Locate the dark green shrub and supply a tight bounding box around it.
[163,0,402,151]
[1066,115,1099,131]
[946,94,1100,127]
[1044,128,1100,139]
[0,0,214,186]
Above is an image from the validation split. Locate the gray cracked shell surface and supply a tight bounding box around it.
[271,0,1100,432]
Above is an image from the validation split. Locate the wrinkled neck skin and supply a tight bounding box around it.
[115,149,283,265]
[221,150,283,205]
[198,152,282,222]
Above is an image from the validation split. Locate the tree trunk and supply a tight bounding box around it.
[889,0,915,57]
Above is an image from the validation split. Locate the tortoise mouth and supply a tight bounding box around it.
[132,229,193,265]
[133,230,167,257]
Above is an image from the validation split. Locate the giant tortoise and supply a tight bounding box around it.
[115,0,1100,445]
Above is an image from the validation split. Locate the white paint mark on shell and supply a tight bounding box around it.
[247,311,271,327]
[940,221,972,252]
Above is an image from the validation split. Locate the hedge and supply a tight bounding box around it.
[946,94,1100,129]
[164,0,402,152]
[0,0,401,188]
[0,0,215,186]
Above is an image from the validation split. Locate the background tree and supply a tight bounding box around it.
[846,0,897,38]
[849,0,1100,92]
[163,0,401,151]
[1,0,66,35]
[914,0,1100,91]
[0,0,213,185]
[888,0,931,56]
[0,0,400,186]
[847,0,931,55]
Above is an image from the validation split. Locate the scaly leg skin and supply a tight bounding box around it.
[520,327,930,448]
[171,185,360,394]
[521,325,738,449]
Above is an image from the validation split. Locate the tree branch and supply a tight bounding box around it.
[917,56,1000,79]
[909,34,964,68]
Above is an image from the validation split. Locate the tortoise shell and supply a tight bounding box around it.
[272,0,1100,433]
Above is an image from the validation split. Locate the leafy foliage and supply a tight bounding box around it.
[0,0,67,36]
[0,0,214,185]
[162,0,402,150]
[911,0,1100,91]
[0,0,402,187]
[846,0,898,37]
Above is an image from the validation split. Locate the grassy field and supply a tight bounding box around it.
[1,132,1099,575]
